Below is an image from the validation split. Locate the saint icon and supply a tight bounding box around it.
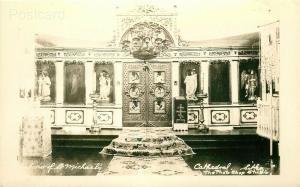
[154,100,165,114]
[241,69,258,101]
[154,71,165,83]
[99,71,111,101]
[129,87,140,98]
[37,70,51,102]
[129,71,140,84]
[154,87,165,98]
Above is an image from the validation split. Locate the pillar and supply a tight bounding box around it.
[85,61,94,105]
[201,60,209,103]
[230,60,239,104]
[55,61,64,105]
[114,62,123,106]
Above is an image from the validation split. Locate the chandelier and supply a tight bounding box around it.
[121,22,173,60]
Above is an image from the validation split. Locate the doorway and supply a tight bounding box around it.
[122,62,172,127]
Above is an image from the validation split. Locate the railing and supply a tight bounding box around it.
[257,97,279,142]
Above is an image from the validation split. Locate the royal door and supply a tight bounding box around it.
[123,62,172,127]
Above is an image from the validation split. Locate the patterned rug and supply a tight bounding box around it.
[97,156,200,176]
[100,128,195,157]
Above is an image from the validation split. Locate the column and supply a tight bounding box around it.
[171,61,180,98]
[114,62,123,106]
[230,60,239,104]
[55,61,64,105]
[85,61,94,105]
[201,60,209,103]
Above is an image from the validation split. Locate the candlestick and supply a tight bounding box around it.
[201,72,204,93]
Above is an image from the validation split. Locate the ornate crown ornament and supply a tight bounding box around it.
[121,22,173,60]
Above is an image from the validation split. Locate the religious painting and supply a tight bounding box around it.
[239,59,259,103]
[209,61,231,103]
[129,71,140,84]
[129,86,141,98]
[179,62,200,98]
[154,100,166,114]
[35,61,56,104]
[153,71,165,83]
[154,86,165,98]
[95,63,114,103]
[129,101,141,114]
[64,62,85,104]
[187,110,199,124]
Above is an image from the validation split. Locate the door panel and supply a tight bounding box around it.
[123,62,172,127]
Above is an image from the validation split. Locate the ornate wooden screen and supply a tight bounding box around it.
[123,62,172,127]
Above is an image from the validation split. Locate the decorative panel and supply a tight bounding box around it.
[65,110,84,124]
[50,109,55,124]
[148,63,172,125]
[211,110,230,124]
[173,97,187,123]
[21,115,52,157]
[187,110,199,124]
[96,111,113,125]
[240,109,258,123]
[123,63,146,124]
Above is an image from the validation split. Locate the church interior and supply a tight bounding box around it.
[16,3,280,176]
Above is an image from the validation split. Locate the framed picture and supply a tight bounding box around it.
[36,61,56,104]
[129,71,140,84]
[187,110,199,124]
[154,100,166,114]
[129,101,141,114]
[95,63,114,103]
[129,87,141,98]
[154,71,165,83]
[64,63,85,104]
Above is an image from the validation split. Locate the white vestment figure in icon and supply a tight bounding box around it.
[99,71,111,100]
[37,70,51,102]
[184,69,197,99]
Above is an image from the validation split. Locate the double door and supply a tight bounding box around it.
[123,62,172,127]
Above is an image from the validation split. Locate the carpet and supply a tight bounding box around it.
[97,156,200,176]
[100,128,195,157]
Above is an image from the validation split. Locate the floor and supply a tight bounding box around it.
[19,149,279,176]
[20,127,279,176]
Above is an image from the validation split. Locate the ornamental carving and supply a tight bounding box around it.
[211,110,230,124]
[120,22,174,60]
